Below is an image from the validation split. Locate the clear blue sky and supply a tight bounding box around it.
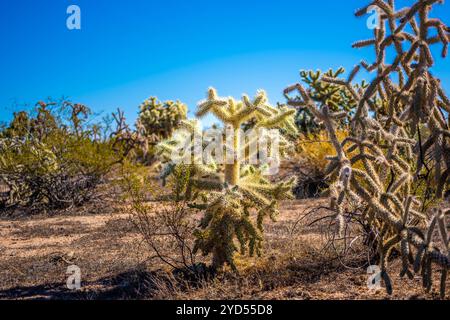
[1,0,449,126]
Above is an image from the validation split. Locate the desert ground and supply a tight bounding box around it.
[1,197,447,300]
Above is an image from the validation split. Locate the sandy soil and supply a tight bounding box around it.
[0,199,447,300]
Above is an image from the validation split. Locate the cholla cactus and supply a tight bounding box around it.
[158,88,297,271]
[286,68,367,134]
[285,0,450,297]
[134,97,187,163]
[138,97,187,142]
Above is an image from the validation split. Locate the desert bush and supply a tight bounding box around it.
[293,130,348,198]
[120,162,202,274]
[157,88,298,271]
[285,0,450,297]
[109,108,149,162]
[0,100,120,212]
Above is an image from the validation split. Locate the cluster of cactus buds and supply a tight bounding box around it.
[157,88,297,270]
[285,0,450,297]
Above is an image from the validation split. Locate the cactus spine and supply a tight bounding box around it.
[285,0,450,297]
[158,88,297,271]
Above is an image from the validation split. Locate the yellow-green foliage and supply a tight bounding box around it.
[296,130,348,173]
[157,88,298,271]
[0,102,120,211]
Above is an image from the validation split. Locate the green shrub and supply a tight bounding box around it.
[0,101,120,212]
